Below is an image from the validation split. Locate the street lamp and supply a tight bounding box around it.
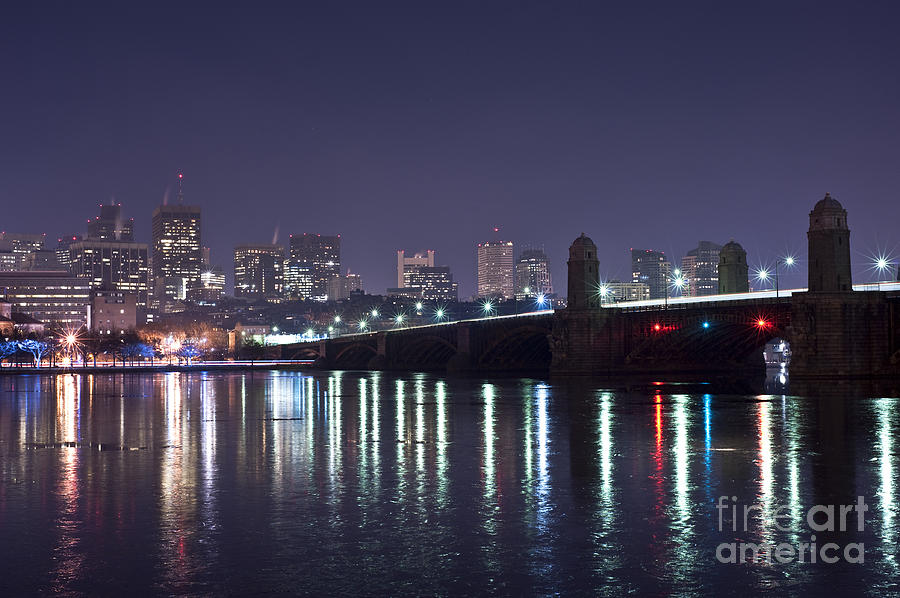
[434,307,446,321]
[756,268,771,292]
[482,300,494,317]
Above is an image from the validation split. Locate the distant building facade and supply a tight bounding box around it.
[90,290,137,335]
[515,248,552,300]
[87,204,134,241]
[477,240,514,299]
[289,233,340,299]
[326,272,364,301]
[188,266,226,303]
[397,250,435,288]
[284,260,315,300]
[681,241,722,297]
[69,240,150,307]
[604,280,650,303]
[394,266,458,302]
[0,232,46,269]
[234,244,285,300]
[631,249,671,300]
[0,271,90,328]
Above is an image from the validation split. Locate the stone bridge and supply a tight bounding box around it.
[280,194,900,379]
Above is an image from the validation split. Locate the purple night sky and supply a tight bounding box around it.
[2,2,899,296]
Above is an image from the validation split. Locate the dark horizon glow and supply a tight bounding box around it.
[2,2,899,297]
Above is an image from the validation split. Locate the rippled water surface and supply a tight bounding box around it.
[1,371,899,596]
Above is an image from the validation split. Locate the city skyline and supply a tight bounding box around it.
[2,4,899,298]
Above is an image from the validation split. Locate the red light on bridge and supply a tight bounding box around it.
[653,323,661,331]
[756,319,769,328]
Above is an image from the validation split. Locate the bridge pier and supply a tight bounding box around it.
[367,334,388,370]
[789,292,893,378]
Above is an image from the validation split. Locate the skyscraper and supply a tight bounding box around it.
[477,240,514,299]
[233,244,285,300]
[631,249,671,300]
[289,233,340,299]
[70,203,151,307]
[151,175,202,301]
[515,248,552,299]
[681,241,722,297]
[284,259,315,300]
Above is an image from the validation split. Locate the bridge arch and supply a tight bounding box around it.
[478,324,551,370]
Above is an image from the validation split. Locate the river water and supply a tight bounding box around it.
[0,370,898,596]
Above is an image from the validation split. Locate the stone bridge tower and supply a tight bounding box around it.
[790,193,894,378]
[807,193,852,292]
[567,233,600,309]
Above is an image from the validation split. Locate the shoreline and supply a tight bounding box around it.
[0,361,312,375]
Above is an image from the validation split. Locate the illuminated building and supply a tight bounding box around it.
[397,250,434,288]
[22,250,63,271]
[0,271,90,328]
[233,244,285,300]
[326,272,364,301]
[807,193,851,292]
[515,248,552,300]
[151,176,202,301]
[0,252,16,272]
[631,248,671,300]
[477,240,514,299]
[681,241,722,297]
[717,240,750,293]
[392,266,457,302]
[90,290,137,334]
[0,232,46,269]
[604,280,650,302]
[284,259,314,299]
[69,203,150,307]
[289,233,340,299]
[188,266,226,303]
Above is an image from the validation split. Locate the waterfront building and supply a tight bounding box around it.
[604,280,650,303]
[0,271,90,328]
[90,290,137,335]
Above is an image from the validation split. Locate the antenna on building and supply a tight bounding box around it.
[177,173,184,204]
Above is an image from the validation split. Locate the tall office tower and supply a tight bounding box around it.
[0,232,46,269]
[289,233,341,299]
[70,203,151,307]
[87,203,134,241]
[681,241,722,297]
[284,259,314,299]
[477,240,514,299]
[397,250,435,288]
[631,249,671,300]
[151,175,202,301]
[718,241,749,294]
[233,244,285,300]
[515,248,552,299]
[55,235,81,271]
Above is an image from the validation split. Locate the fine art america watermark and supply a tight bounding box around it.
[715,496,868,564]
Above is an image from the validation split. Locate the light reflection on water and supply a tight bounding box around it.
[0,371,898,595]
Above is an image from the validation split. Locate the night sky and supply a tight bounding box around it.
[2,1,899,296]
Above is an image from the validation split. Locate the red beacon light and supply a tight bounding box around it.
[653,323,662,331]
[756,319,769,328]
